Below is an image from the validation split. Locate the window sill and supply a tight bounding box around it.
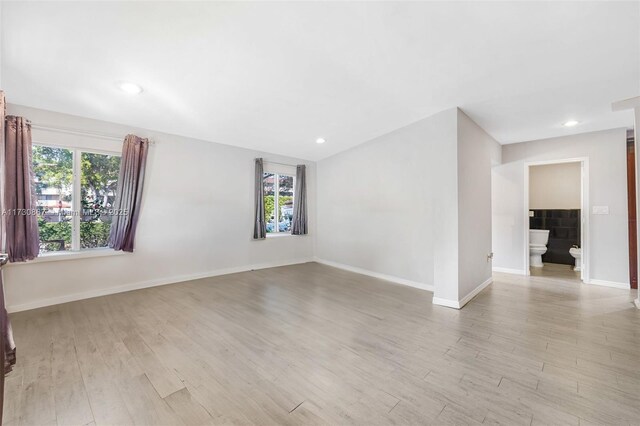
[264,233,309,239]
[266,233,296,238]
[8,248,128,266]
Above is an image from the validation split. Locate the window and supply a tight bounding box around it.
[33,146,73,252]
[33,144,121,254]
[263,172,294,234]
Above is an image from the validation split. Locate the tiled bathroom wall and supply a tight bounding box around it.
[529,209,581,265]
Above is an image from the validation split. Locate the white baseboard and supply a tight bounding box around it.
[432,297,461,309]
[459,276,494,307]
[432,276,493,309]
[7,257,314,313]
[492,267,527,275]
[584,279,630,290]
[313,257,434,292]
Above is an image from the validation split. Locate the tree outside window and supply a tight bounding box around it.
[33,145,121,253]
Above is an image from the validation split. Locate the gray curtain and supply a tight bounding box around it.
[0,94,20,389]
[253,158,266,239]
[109,134,149,252]
[291,164,308,235]
[4,116,39,262]
[0,92,6,423]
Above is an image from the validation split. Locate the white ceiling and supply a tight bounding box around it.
[1,1,638,161]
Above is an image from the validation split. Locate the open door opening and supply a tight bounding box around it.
[524,158,589,282]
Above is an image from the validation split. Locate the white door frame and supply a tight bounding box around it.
[523,157,589,282]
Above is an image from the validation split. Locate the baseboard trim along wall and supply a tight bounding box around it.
[313,257,434,292]
[492,267,527,275]
[584,279,630,290]
[432,276,493,309]
[491,268,629,289]
[431,297,462,309]
[7,257,315,313]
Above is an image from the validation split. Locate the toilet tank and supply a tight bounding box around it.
[529,229,550,245]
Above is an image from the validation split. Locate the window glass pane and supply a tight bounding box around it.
[278,174,294,233]
[80,152,121,249]
[33,145,73,253]
[263,173,275,233]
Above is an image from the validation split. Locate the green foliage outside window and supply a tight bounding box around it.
[37,218,71,251]
[264,195,293,222]
[33,145,121,252]
[80,153,120,207]
[36,218,112,251]
[80,222,112,249]
[32,146,73,200]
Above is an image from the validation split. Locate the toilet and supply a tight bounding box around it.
[529,229,550,268]
[569,247,582,271]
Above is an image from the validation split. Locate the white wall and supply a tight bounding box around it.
[316,108,500,306]
[492,128,629,285]
[4,104,316,311]
[529,162,581,209]
[456,109,501,301]
[431,110,460,302]
[316,108,458,292]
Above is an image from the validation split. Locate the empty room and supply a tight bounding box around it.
[0,1,638,425]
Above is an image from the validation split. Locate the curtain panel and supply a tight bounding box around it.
[4,116,39,262]
[291,164,308,235]
[253,158,266,239]
[109,134,149,252]
[0,93,5,262]
[0,92,7,423]
[0,93,19,417]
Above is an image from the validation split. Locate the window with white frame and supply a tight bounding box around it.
[263,171,294,234]
[32,144,121,253]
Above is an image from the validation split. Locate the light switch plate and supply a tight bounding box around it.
[529,211,534,217]
[592,206,609,215]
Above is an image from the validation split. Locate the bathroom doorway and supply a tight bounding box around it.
[524,158,589,282]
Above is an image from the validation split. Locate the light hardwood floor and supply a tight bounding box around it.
[529,262,581,281]
[4,262,640,425]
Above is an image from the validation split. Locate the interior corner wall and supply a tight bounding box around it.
[316,108,459,292]
[4,104,317,312]
[456,109,501,302]
[492,128,629,285]
[316,107,499,308]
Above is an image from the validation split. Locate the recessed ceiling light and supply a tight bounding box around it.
[563,120,579,127]
[316,138,326,144]
[118,82,143,95]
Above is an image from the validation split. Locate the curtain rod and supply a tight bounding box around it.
[30,124,155,145]
[264,160,299,168]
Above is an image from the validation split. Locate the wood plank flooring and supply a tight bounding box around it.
[4,262,640,425]
[529,262,581,281]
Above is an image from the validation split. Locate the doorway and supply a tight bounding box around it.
[524,158,589,282]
